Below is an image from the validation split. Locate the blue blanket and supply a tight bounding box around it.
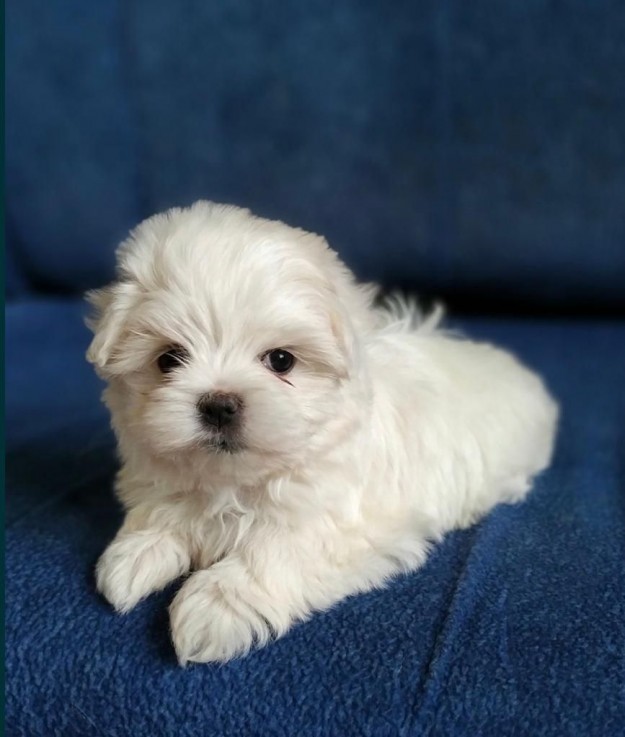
[6,300,625,736]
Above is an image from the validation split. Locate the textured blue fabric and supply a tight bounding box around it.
[6,300,625,736]
[5,0,140,292]
[4,241,27,299]
[6,0,625,307]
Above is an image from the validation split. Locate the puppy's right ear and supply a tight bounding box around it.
[85,281,138,373]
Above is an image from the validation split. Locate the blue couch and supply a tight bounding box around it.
[6,2,625,735]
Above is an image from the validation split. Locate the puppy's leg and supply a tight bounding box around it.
[169,526,426,664]
[96,505,191,614]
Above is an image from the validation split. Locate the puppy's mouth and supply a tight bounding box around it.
[203,433,244,455]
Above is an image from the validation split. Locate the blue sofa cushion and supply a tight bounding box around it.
[6,299,625,736]
[5,0,139,292]
[4,238,28,299]
[6,0,625,307]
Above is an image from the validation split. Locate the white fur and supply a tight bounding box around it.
[87,201,558,664]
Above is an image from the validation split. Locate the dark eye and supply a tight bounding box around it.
[262,349,296,375]
[157,345,188,374]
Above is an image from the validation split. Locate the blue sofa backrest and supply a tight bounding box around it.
[6,0,625,311]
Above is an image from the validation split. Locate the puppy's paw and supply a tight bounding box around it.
[169,567,272,664]
[96,531,190,614]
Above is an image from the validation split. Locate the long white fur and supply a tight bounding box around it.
[87,201,559,664]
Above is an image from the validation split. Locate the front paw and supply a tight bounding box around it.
[169,566,273,664]
[96,531,190,614]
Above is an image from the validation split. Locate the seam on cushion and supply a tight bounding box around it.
[5,211,34,295]
[8,419,112,449]
[6,467,114,529]
[409,515,514,735]
[6,436,116,528]
[407,526,484,736]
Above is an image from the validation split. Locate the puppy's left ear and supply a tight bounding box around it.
[326,277,376,380]
[85,281,139,373]
[327,303,362,380]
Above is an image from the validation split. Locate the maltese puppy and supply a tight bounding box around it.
[87,201,558,664]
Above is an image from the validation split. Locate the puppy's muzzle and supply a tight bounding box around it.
[197,392,243,431]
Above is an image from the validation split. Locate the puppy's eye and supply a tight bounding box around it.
[261,349,296,375]
[157,345,188,374]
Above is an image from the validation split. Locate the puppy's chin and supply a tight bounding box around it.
[128,413,343,490]
[202,433,244,455]
[140,440,297,489]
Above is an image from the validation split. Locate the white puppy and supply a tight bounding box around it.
[87,201,558,664]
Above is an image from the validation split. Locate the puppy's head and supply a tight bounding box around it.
[87,202,374,484]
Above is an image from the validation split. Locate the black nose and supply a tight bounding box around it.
[197,392,242,430]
